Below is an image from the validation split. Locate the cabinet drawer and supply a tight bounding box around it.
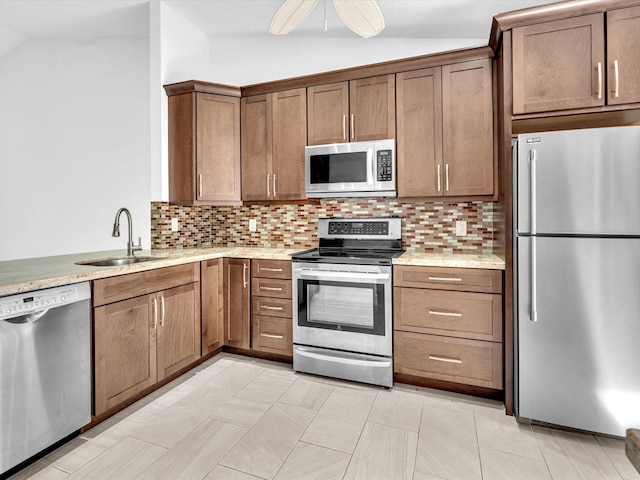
[252,315,292,355]
[252,259,291,279]
[394,265,502,293]
[394,287,502,341]
[251,296,292,318]
[252,277,291,299]
[94,263,199,306]
[394,331,502,389]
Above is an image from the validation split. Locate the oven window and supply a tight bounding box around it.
[309,152,368,184]
[297,279,385,335]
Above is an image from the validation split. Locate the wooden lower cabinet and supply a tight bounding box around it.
[250,259,292,357]
[93,264,201,417]
[393,265,503,392]
[201,258,224,355]
[224,258,251,348]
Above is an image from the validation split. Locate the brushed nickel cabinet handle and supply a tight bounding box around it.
[160,296,165,327]
[428,276,462,282]
[261,304,284,311]
[429,310,462,317]
[445,164,450,192]
[342,114,346,140]
[260,333,284,339]
[198,174,203,198]
[350,114,354,139]
[153,298,158,330]
[437,164,441,192]
[267,174,271,197]
[261,267,284,272]
[597,62,603,100]
[273,174,277,197]
[260,286,284,292]
[429,355,462,364]
[243,263,248,289]
[613,60,620,98]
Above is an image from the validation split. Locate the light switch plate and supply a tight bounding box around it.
[249,219,257,232]
[171,218,179,232]
[455,220,467,236]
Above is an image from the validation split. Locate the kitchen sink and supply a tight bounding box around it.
[75,256,166,267]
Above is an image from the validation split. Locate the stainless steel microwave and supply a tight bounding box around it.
[305,139,396,198]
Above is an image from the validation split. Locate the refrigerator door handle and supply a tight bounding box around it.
[530,236,537,322]
[529,148,536,235]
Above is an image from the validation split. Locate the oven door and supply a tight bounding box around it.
[292,263,392,356]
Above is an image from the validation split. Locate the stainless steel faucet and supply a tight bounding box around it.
[112,207,142,256]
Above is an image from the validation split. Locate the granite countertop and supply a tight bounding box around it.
[0,248,505,297]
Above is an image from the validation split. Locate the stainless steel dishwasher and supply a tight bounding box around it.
[0,282,91,477]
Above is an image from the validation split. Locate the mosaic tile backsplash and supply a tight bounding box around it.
[151,199,496,253]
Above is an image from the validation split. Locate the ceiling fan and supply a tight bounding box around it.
[269,0,385,38]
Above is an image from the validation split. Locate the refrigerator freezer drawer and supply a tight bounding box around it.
[394,331,502,389]
[516,236,640,436]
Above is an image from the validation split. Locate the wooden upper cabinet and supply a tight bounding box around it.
[166,81,242,205]
[512,14,606,114]
[396,59,493,198]
[241,88,306,201]
[607,5,640,106]
[442,59,494,196]
[350,74,396,142]
[307,82,349,145]
[396,67,443,197]
[272,88,307,200]
[307,75,395,145]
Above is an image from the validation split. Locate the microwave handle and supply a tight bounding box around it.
[367,148,374,185]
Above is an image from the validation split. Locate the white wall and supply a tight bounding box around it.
[0,37,150,261]
[209,36,485,86]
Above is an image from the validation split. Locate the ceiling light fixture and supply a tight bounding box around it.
[269,0,385,39]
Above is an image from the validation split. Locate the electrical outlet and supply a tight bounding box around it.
[249,219,257,232]
[455,220,467,236]
[171,218,179,232]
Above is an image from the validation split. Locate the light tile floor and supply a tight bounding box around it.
[8,353,639,480]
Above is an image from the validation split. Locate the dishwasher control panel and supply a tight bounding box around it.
[0,284,82,319]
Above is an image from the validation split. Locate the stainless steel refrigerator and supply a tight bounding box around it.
[514,125,640,437]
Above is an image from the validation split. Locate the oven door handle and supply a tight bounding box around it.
[296,270,390,281]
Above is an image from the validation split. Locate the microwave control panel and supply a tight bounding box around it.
[376,150,393,181]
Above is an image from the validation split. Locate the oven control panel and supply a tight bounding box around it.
[328,221,389,236]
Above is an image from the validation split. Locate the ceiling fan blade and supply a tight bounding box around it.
[332,0,385,38]
[269,0,319,35]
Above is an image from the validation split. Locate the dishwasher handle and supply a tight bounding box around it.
[3,309,50,324]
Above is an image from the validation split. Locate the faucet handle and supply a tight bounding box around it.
[132,237,143,254]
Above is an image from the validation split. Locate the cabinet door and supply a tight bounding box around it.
[94,295,156,416]
[252,315,293,356]
[241,94,272,201]
[442,59,494,197]
[307,82,349,145]
[201,258,224,355]
[607,5,640,105]
[396,67,443,197]
[224,258,251,348]
[157,283,201,381]
[512,14,605,114]
[350,74,395,141]
[272,88,307,200]
[196,93,241,203]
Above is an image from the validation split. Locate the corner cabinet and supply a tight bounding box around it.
[393,265,503,391]
[307,74,395,145]
[396,58,493,198]
[224,258,251,348]
[241,88,307,201]
[93,263,201,416]
[512,6,640,114]
[165,81,242,205]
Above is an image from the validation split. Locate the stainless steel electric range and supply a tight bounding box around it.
[291,217,404,387]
